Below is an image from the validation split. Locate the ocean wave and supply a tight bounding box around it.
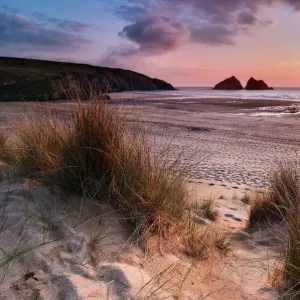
[249,111,300,117]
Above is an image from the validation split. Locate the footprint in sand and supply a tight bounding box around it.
[225,214,235,218]
[233,217,243,222]
[224,214,243,222]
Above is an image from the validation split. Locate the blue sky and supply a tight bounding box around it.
[1,0,300,86]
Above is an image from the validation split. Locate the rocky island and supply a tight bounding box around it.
[214,76,274,90]
[213,76,243,90]
[245,77,274,90]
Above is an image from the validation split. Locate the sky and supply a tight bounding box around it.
[1,0,300,87]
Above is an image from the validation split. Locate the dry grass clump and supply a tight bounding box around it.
[182,213,230,259]
[248,189,279,225]
[11,96,186,244]
[249,163,300,226]
[0,132,7,159]
[109,133,186,238]
[0,131,12,163]
[283,202,300,295]
[240,193,250,204]
[249,162,300,296]
[14,118,67,176]
[200,197,218,221]
[269,163,299,209]
[0,132,6,148]
[56,102,125,196]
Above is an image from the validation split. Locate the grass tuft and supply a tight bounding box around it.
[240,193,250,204]
[14,117,67,176]
[249,162,300,296]
[109,131,186,240]
[182,214,230,259]
[11,94,187,246]
[200,197,218,221]
[0,132,6,149]
[283,201,300,295]
[249,163,300,226]
[0,132,8,162]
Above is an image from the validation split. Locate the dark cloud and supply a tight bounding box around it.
[0,12,90,48]
[112,0,300,52]
[32,11,90,32]
[260,19,277,27]
[237,11,258,25]
[119,17,190,55]
[285,0,300,11]
[237,11,276,28]
[124,0,300,23]
[190,25,236,46]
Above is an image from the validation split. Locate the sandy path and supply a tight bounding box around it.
[0,175,280,300]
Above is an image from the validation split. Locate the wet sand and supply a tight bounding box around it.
[109,92,300,114]
[108,93,300,187]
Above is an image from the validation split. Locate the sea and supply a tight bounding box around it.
[136,87,300,101]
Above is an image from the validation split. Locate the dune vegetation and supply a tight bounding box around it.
[249,162,300,297]
[12,104,185,245]
[0,80,232,260]
[0,131,9,163]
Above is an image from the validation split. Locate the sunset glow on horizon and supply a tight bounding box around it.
[1,0,300,87]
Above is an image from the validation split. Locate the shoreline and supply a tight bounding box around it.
[108,92,300,115]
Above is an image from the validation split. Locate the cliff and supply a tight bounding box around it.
[0,57,175,101]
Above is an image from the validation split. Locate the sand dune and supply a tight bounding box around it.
[0,172,280,299]
[0,98,295,299]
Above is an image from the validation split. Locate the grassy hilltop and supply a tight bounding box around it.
[0,57,175,101]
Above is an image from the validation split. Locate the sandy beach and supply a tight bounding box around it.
[2,94,300,187]
[2,1,300,297]
[0,95,299,299]
[0,174,280,300]
[122,96,300,187]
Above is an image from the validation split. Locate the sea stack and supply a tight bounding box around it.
[245,77,274,90]
[213,76,243,90]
